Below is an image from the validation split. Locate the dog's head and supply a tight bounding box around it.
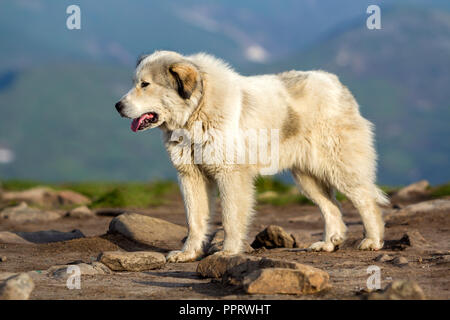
[115,51,202,132]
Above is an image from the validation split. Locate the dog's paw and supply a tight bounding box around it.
[307,241,336,252]
[357,238,383,251]
[212,249,239,257]
[166,250,201,263]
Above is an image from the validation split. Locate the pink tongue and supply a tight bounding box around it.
[131,113,154,132]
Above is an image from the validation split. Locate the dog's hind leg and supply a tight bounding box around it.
[292,169,347,252]
[339,184,385,251]
[167,169,214,263]
[216,171,255,255]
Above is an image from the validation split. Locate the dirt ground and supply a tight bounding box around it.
[0,192,449,300]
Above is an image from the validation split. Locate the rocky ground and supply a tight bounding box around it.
[0,181,449,300]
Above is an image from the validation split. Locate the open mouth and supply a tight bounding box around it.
[131,112,159,132]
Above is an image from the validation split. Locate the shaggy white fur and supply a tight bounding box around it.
[116,51,389,262]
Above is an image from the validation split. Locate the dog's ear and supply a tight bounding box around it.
[136,54,149,68]
[169,63,198,99]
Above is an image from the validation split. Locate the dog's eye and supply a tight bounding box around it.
[141,81,150,88]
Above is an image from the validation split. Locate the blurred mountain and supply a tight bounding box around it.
[0,1,449,184]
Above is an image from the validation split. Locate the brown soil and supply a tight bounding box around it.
[0,194,449,300]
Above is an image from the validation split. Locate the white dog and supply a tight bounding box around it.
[115,50,388,262]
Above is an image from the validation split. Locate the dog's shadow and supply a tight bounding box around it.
[134,270,236,297]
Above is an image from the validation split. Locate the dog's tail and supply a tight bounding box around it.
[374,187,390,206]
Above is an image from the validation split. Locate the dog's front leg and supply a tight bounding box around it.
[217,171,255,255]
[167,170,211,263]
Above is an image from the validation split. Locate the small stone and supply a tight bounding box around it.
[251,225,296,249]
[243,267,329,295]
[48,262,112,279]
[0,272,18,281]
[0,232,32,244]
[391,256,409,266]
[108,213,187,248]
[0,256,6,262]
[99,251,166,272]
[0,273,34,300]
[0,202,62,223]
[375,254,393,262]
[56,190,91,206]
[90,262,113,274]
[66,206,94,219]
[368,280,426,300]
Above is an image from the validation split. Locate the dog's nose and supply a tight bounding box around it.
[115,101,124,113]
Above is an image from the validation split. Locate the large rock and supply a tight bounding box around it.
[368,280,426,300]
[197,254,260,279]
[226,256,329,290]
[0,229,84,244]
[1,187,90,207]
[206,229,253,255]
[251,225,296,249]
[196,253,329,295]
[98,251,166,272]
[0,202,62,223]
[392,180,430,202]
[0,273,34,300]
[384,230,429,251]
[401,230,428,248]
[243,268,328,295]
[108,213,187,248]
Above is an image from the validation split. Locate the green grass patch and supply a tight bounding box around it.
[258,194,313,206]
[1,180,179,209]
[255,176,313,205]
[430,182,450,198]
[69,181,178,209]
[255,176,291,194]
[1,180,43,191]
